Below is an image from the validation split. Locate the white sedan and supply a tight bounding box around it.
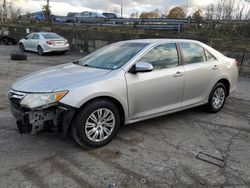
[19,32,69,55]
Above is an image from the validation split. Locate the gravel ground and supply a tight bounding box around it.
[0,45,249,188]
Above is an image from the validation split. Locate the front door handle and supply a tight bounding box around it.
[213,65,219,70]
[174,71,183,77]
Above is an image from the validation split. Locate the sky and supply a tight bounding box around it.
[14,0,249,17]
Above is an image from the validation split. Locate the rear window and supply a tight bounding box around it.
[42,33,62,39]
[179,43,206,64]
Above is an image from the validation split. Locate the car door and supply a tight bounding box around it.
[23,34,33,50]
[125,43,184,120]
[31,34,40,51]
[179,42,221,106]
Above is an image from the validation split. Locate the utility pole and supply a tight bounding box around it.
[3,0,7,22]
[47,0,49,7]
[121,3,123,18]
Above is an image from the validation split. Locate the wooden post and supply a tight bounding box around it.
[241,51,245,66]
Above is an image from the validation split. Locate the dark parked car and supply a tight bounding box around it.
[67,12,81,18]
[102,13,118,19]
[81,11,106,18]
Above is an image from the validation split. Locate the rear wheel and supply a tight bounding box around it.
[37,46,44,56]
[205,83,227,113]
[60,51,66,55]
[71,99,121,148]
[2,37,9,45]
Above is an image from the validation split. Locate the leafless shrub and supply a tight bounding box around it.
[0,0,21,23]
[204,0,250,20]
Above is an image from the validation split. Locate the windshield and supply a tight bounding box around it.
[78,42,148,70]
[42,33,62,39]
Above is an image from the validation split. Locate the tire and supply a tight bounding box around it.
[10,53,27,60]
[60,51,66,55]
[205,82,227,113]
[2,37,9,45]
[37,46,44,56]
[20,43,25,52]
[71,99,121,148]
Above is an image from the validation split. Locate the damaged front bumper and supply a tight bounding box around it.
[9,91,76,138]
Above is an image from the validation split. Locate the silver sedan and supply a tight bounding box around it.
[9,39,238,148]
[19,32,69,55]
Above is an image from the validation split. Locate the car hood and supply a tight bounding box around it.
[11,63,111,92]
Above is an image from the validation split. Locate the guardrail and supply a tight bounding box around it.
[15,16,195,32]
[50,17,193,32]
[15,16,250,32]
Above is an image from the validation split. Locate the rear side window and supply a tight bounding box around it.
[139,43,179,69]
[180,43,206,64]
[205,50,217,61]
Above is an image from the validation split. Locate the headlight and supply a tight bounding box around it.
[20,91,68,109]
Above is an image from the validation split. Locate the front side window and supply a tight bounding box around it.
[78,42,148,70]
[180,43,206,64]
[33,34,39,39]
[139,43,179,69]
[82,12,88,17]
[26,34,33,39]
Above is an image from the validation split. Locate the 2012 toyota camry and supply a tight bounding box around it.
[9,39,238,148]
[19,32,69,55]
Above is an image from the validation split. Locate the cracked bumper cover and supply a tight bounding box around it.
[10,102,76,138]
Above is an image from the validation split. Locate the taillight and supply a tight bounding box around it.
[46,40,55,45]
[235,60,240,68]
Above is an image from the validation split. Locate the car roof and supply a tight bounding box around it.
[103,12,116,15]
[31,32,57,35]
[121,39,202,44]
[121,39,225,60]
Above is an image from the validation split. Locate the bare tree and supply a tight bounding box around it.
[245,7,250,20]
[204,0,250,20]
[129,11,139,18]
[7,1,21,22]
[243,3,250,20]
[235,0,245,20]
[204,3,215,20]
[109,6,120,16]
[223,0,235,20]
[0,0,21,23]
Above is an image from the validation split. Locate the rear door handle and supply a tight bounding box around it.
[174,71,183,77]
[213,65,219,70]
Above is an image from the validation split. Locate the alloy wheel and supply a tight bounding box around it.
[20,44,25,52]
[85,108,115,142]
[212,87,225,109]
[38,46,43,55]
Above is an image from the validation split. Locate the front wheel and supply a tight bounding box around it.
[37,46,44,56]
[71,99,121,148]
[205,83,227,113]
[20,43,25,52]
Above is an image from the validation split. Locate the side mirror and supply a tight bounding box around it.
[130,61,153,73]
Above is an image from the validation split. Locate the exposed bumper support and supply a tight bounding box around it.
[10,102,76,138]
